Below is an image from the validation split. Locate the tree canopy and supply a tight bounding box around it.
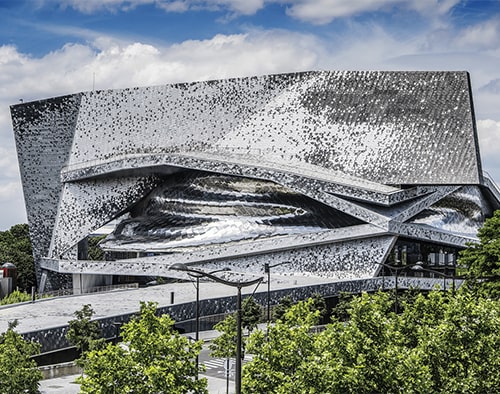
[459,210,500,299]
[242,291,500,393]
[66,304,103,363]
[0,321,43,394]
[0,224,35,291]
[79,302,207,394]
[209,296,263,359]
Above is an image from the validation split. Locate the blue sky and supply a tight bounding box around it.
[1,0,500,230]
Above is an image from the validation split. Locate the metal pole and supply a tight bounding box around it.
[452,260,456,295]
[168,263,262,394]
[226,360,229,394]
[195,276,200,379]
[236,286,242,394]
[395,268,399,314]
[265,263,270,324]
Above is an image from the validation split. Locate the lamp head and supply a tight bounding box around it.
[169,263,188,272]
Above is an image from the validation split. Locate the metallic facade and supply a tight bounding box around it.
[10,71,500,291]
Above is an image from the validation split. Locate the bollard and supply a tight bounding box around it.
[31,286,36,303]
[170,291,174,304]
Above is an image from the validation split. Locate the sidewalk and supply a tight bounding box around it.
[38,328,255,393]
[39,373,233,394]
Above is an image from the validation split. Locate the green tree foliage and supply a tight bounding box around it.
[241,297,263,333]
[0,289,31,305]
[79,302,207,394]
[209,296,263,358]
[242,291,500,394]
[66,304,103,361]
[0,224,36,291]
[243,298,320,393]
[209,314,238,359]
[331,291,356,321]
[459,210,500,299]
[273,295,293,321]
[0,321,43,394]
[309,292,327,323]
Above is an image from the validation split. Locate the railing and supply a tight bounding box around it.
[38,282,139,300]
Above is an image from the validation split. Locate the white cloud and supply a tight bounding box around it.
[454,17,500,52]
[0,181,21,202]
[59,0,266,15]
[55,0,461,21]
[477,119,500,184]
[59,0,152,13]
[284,0,461,25]
[477,119,500,157]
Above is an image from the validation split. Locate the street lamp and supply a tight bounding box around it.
[179,267,230,378]
[169,263,263,394]
[263,261,291,325]
[183,268,231,341]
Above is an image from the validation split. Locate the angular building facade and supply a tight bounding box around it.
[10,71,500,292]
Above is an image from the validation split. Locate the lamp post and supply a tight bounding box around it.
[184,268,231,342]
[264,261,291,325]
[169,263,263,394]
[182,267,230,378]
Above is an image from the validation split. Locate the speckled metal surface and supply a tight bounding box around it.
[10,71,498,291]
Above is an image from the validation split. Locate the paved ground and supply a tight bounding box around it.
[39,372,235,394]
[0,274,334,334]
[38,343,253,394]
[1,276,332,393]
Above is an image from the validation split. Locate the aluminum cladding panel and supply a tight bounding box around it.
[68,70,481,185]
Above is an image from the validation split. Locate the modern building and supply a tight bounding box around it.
[10,71,500,293]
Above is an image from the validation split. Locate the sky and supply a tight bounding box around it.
[1,0,500,231]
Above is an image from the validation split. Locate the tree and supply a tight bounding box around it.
[0,321,43,394]
[242,291,500,393]
[459,210,500,299]
[66,304,103,361]
[401,292,500,393]
[309,292,327,323]
[209,314,238,359]
[241,297,263,333]
[273,295,293,321]
[79,302,207,394]
[209,297,263,359]
[243,298,320,393]
[331,291,356,321]
[87,235,106,261]
[0,224,36,291]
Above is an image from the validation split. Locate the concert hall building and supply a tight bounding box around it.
[11,71,500,293]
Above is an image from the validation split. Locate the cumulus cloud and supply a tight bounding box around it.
[477,119,500,156]
[477,119,500,179]
[58,0,152,13]
[454,17,500,52]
